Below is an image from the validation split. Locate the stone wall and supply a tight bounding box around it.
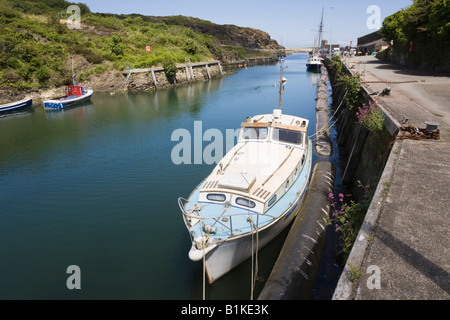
[127,64,222,92]
[325,58,395,202]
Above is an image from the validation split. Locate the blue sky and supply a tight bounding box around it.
[80,0,413,47]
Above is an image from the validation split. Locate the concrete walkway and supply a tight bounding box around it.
[332,55,450,300]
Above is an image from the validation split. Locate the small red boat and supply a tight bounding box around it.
[44,83,93,110]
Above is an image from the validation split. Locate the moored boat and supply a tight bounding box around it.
[306,54,323,72]
[179,63,313,284]
[44,84,93,110]
[0,98,33,113]
[307,8,325,73]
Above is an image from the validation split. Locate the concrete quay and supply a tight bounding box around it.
[332,55,450,300]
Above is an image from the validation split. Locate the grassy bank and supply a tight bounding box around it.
[0,0,281,95]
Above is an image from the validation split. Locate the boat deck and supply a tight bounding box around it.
[183,139,312,242]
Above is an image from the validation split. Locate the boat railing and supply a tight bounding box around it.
[178,197,277,239]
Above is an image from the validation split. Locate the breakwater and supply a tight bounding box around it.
[314,67,332,157]
[258,161,335,300]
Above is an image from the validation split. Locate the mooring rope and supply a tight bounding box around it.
[248,216,259,300]
[308,89,348,141]
[202,236,206,301]
[91,71,132,92]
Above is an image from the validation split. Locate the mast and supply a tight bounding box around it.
[72,55,76,85]
[278,60,287,110]
[317,7,324,53]
[279,62,283,110]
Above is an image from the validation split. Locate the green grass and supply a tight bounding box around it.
[0,0,271,92]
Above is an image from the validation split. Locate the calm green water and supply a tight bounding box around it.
[0,53,325,299]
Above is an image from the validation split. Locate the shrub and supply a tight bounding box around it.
[163,58,177,78]
[356,101,385,133]
[184,39,199,55]
[329,193,368,261]
[110,34,125,56]
[337,74,364,111]
[36,65,50,83]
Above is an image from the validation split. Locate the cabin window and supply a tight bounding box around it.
[268,195,277,207]
[207,194,226,202]
[273,128,303,145]
[243,127,268,140]
[236,197,256,209]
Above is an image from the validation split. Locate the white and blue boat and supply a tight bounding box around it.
[179,64,312,284]
[44,83,93,110]
[179,110,312,283]
[0,98,32,113]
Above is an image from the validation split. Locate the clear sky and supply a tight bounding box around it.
[79,0,413,47]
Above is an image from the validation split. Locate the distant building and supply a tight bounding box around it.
[357,31,389,54]
[322,39,340,51]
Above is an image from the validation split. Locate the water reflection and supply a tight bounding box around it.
[0,54,325,299]
[309,71,321,87]
[0,78,224,174]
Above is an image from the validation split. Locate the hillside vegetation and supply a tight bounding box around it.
[379,0,450,70]
[0,0,282,95]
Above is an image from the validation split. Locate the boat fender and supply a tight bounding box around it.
[189,236,218,261]
[194,236,209,250]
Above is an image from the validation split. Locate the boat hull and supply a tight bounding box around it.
[44,90,93,110]
[188,139,313,283]
[306,63,322,72]
[0,98,32,113]
[202,190,307,284]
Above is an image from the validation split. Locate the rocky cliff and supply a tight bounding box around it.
[132,15,283,51]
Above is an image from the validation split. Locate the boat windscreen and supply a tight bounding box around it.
[242,127,268,140]
[273,128,303,145]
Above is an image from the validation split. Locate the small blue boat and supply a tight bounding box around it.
[44,84,93,110]
[0,98,33,113]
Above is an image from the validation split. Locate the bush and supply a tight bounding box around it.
[356,101,385,133]
[184,39,199,55]
[36,65,50,83]
[329,193,368,262]
[380,0,450,69]
[70,44,103,64]
[110,34,125,56]
[337,75,364,111]
[163,58,177,78]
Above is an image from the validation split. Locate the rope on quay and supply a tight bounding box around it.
[90,65,133,93]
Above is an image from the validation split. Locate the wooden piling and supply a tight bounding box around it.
[151,70,157,88]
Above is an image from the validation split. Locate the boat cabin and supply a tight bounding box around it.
[66,84,87,98]
[198,111,310,215]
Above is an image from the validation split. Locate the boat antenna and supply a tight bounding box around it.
[278,60,286,110]
[72,55,76,85]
